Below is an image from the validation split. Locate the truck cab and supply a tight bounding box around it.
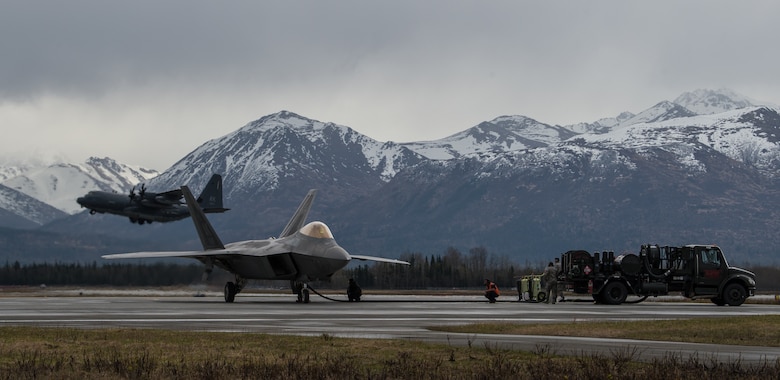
[685,245,756,305]
[639,244,755,306]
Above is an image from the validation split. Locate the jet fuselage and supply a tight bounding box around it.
[215,221,350,281]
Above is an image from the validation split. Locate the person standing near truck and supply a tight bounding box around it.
[542,262,558,304]
[554,257,564,302]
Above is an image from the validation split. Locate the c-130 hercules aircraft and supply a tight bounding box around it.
[77,174,229,224]
[103,187,409,303]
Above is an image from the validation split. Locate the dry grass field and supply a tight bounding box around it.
[2,316,779,379]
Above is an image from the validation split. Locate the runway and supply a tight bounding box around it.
[2,290,779,364]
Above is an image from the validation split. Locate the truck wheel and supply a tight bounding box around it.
[601,281,628,305]
[722,283,747,306]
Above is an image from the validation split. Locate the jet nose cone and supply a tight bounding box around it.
[326,245,350,261]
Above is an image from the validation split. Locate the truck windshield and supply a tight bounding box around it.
[700,248,722,268]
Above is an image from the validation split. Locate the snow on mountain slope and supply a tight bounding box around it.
[1,157,159,214]
[575,106,780,177]
[7,88,776,221]
[4,88,780,263]
[0,184,67,226]
[402,115,576,160]
[0,159,40,182]
[81,157,158,189]
[152,111,423,194]
[618,101,697,127]
[567,112,635,135]
[3,164,93,214]
[674,88,759,115]
[151,92,780,201]
[567,89,762,136]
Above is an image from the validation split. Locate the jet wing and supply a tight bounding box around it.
[103,250,222,259]
[102,241,290,260]
[350,254,410,265]
[154,189,184,205]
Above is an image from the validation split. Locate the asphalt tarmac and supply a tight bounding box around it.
[2,290,779,364]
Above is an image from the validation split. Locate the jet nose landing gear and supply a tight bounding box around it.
[292,281,310,303]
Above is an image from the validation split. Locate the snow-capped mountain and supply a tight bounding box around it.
[5,88,780,264]
[615,101,697,127]
[566,88,774,136]
[150,110,423,198]
[137,90,778,263]
[575,106,780,178]
[674,88,762,115]
[0,157,159,217]
[0,184,67,228]
[0,162,35,183]
[401,115,577,160]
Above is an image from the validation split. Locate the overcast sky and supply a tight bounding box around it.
[1,1,779,170]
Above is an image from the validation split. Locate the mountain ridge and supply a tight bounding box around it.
[2,88,779,265]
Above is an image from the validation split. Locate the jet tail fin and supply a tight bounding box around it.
[198,174,230,213]
[182,185,225,250]
[278,189,317,238]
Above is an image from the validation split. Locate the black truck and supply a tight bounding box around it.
[559,244,756,306]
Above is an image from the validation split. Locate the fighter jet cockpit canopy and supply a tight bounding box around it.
[299,221,334,239]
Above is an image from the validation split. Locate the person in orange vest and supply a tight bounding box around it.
[484,279,500,303]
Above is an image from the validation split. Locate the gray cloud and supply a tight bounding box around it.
[1,1,779,169]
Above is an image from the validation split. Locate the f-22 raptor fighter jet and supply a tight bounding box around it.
[77,174,229,224]
[103,187,409,303]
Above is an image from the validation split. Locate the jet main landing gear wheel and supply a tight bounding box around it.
[224,282,237,303]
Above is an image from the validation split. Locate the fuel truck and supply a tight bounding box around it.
[558,244,756,306]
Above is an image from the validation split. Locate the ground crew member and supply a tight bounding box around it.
[484,279,500,303]
[542,262,558,304]
[347,278,362,301]
[554,257,564,302]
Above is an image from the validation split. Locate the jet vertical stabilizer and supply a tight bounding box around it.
[278,189,317,238]
[198,174,230,213]
[182,185,225,250]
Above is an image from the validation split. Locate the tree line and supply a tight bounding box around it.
[340,247,544,290]
[0,247,543,290]
[0,261,204,287]
[2,248,778,291]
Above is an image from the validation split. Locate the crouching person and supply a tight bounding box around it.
[347,278,362,301]
[484,279,500,303]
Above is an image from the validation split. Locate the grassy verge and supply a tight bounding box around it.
[1,326,778,379]
[431,315,780,347]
